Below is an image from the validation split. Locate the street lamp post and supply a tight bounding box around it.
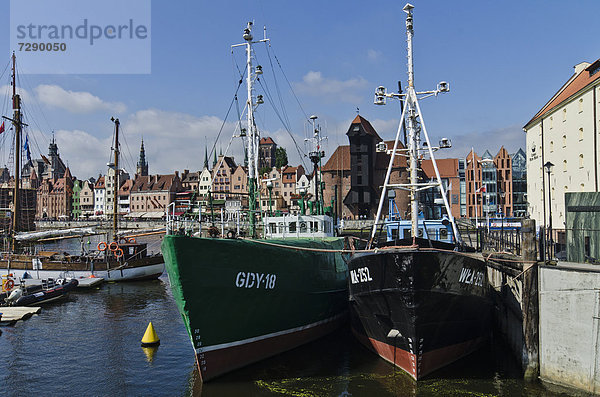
[544,161,554,260]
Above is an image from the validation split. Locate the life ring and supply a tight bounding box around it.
[128,237,136,244]
[5,279,14,290]
[109,242,119,252]
[226,230,236,239]
[115,248,124,258]
[97,242,108,252]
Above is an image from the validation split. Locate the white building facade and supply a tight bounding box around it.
[524,60,600,232]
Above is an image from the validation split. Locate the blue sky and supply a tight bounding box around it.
[0,0,597,179]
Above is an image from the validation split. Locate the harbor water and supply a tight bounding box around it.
[0,235,586,396]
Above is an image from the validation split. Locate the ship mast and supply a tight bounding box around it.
[111,117,120,241]
[369,3,458,248]
[306,115,326,214]
[2,53,26,251]
[232,22,269,237]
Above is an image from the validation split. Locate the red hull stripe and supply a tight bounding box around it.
[352,328,486,380]
[196,314,345,381]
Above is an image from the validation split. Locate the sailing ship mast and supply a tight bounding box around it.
[369,3,458,248]
[232,22,269,236]
[1,53,26,251]
[111,117,120,241]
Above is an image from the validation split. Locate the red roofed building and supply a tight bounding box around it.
[130,173,183,218]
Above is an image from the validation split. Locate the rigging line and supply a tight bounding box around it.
[267,43,310,122]
[256,78,307,171]
[208,77,245,167]
[263,44,291,130]
[15,65,52,139]
[117,124,136,176]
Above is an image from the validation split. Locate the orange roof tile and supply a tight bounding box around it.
[421,158,459,179]
[525,59,600,128]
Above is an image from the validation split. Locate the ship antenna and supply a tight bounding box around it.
[368,3,457,248]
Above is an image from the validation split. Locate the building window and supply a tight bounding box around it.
[579,98,583,113]
[562,108,567,121]
[550,141,554,152]
[563,160,567,172]
[562,135,567,147]
[549,116,553,129]
[579,154,584,168]
[579,127,584,140]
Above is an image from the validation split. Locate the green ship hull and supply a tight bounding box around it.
[162,235,348,381]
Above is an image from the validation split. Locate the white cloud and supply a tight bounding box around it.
[293,71,368,103]
[35,85,127,114]
[121,109,242,174]
[367,49,382,61]
[53,129,111,178]
[433,125,526,158]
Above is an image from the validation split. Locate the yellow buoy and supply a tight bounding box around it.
[141,322,160,347]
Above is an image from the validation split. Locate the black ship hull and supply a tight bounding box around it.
[348,239,492,379]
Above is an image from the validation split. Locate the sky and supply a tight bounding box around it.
[0,0,598,180]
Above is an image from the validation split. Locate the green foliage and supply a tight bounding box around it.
[275,147,288,168]
[259,166,272,177]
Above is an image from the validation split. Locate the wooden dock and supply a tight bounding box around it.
[0,306,41,324]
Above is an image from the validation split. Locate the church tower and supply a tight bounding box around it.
[137,139,149,176]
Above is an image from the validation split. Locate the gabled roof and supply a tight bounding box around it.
[132,174,179,192]
[259,137,275,145]
[322,140,407,172]
[525,59,600,129]
[347,115,382,141]
[95,176,105,189]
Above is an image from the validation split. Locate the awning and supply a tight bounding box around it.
[141,212,165,219]
[125,212,147,218]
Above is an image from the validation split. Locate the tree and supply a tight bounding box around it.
[275,147,288,168]
[259,166,272,177]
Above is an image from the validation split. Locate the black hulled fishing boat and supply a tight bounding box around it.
[347,3,492,380]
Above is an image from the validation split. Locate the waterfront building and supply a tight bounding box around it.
[259,167,283,212]
[465,147,522,219]
[524,59,600,235]
[80,180,95,217]
[118,179,133,215]
[130,173,183,218]
[180,170,200,192]
[36,167,74,219]
[198,167,212,198]
[231,165,248,205]
[105,168,130,219]
[259,137,277,170]
[72,179,82,219]
[321,115,408,220]
[280,165,305,206]
[512,148,527,217]
[94,176,106,216]
[211,155,237,200]
[421,158,462,220]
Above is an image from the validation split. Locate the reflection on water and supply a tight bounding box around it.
[0,261,588,397]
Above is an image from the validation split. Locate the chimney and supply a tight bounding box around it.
[574,62,591,75]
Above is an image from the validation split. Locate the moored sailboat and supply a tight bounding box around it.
[162,22,348,382]
[347,4,492,380]
[0,54,163,284]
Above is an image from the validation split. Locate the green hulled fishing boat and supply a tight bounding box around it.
[162,22,348,382]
